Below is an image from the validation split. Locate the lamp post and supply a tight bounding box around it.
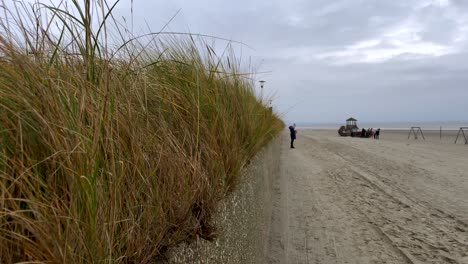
[259,80,265,100]
[259,80,265,89]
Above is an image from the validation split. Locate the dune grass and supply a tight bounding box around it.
[0,1,283,262]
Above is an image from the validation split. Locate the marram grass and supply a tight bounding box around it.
[0,0,283,262]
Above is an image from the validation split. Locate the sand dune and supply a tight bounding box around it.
[268,129,468,264]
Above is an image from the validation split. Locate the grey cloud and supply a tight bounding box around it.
[114,0,468,123]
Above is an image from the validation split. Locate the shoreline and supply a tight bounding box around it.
[297,127,466,131]
[294,128,468,145]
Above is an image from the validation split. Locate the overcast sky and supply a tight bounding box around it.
[10,0,468,124]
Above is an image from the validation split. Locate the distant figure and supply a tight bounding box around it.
[289,123,297,148]
[361,128,366,138]
[375,128,380,139]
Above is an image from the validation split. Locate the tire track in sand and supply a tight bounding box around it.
[306,135,468,264]
[267,133,413,264]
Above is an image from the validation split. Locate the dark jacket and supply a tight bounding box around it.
[289,126,296,139]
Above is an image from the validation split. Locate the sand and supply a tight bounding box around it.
[267,129,468,264]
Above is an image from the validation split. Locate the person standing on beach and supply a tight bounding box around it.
[289,124,297,148]
[375,128,380,139]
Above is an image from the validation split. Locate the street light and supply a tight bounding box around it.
[259,80,265,100]
[259,80,265,89]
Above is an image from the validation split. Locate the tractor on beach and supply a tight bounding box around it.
[338,118,374,138]
[338,117,358,136]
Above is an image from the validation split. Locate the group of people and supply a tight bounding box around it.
[374,128,381,139]
[359,128,381,139]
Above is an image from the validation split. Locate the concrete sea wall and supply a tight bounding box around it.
[164,137,281,263]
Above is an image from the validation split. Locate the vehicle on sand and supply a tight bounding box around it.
[338,118,373,138]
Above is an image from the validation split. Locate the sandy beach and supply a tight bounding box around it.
[268,129,468,263]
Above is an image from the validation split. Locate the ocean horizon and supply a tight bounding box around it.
[296,121,468,130]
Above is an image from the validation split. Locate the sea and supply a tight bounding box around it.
[296,121,468,131]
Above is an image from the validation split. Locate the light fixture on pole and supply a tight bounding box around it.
[259,80,265,89]
[259,80,265,99]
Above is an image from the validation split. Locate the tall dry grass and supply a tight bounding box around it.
[0,0,283,262]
